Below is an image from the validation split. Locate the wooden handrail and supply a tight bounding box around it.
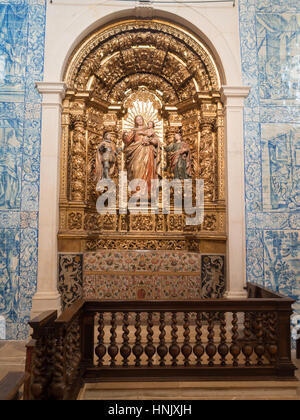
[83,298,294,313]
[247,283,289,300]
[26,283,298,400]
[29,310,57,333]
[55,299,85,324]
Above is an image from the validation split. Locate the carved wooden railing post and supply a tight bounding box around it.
[29,311,57,400]
[133,312,143,367]
[193,312,204,366]
[157,312,168,367]
[276,307,296,377]
[242,312,254,366]
[169,312,180,367]
[108,312,119,367]
[266,312,278,364]
[230,312,241,367]
[50,326,66,400]
[95,313,106,367]
[218,312,229,366]
[182,312,192,367]
[254,312,265,366]
[120,312,131,367]
[30,336,48,400]
[145,312,156,367]
[206,312,217,366]
[81,311,95,368]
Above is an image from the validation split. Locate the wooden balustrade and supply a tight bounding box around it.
[26,283,298,400]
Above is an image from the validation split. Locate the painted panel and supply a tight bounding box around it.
[240,0,300,340]
[262,125,300,211]
[78,251,225,301]
[257,14,300,105]
[0,0,46,340]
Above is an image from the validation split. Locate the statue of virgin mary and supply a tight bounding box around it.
[122,115,161,192]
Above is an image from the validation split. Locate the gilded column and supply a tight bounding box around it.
[199,117,216,202]
[216,101,226,202]
[70,114,87,202]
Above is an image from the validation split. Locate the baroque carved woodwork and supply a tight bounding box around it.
[59,19,226,253]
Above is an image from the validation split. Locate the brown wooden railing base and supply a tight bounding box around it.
[83,366,297,383]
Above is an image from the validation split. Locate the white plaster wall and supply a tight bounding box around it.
[43,0,242,84]
[32,0,248,316]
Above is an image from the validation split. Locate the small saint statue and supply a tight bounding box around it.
[94,132,117,184]
[165,133,192,180]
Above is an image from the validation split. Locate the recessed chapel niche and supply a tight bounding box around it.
[58,19,226,304]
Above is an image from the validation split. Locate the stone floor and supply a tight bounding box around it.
[0,341,299,400]
[0,341,26,382]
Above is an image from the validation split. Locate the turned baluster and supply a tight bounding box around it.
[254,312,265,366]
[70,319,80,369]
[206,312,217,367]
[242,312,254,366]
[50,328,66,400]
[218,312,229,366]
[132,312,143,367]
[181,312,192,367]
[145,312,156,367]
[31,336,48,400]
[169,312,180,367]
[120,312,131,367]
[193,312,204,366]
[266,312,278,364]
[74,321,81,367]
[157,312,168,367]
[108,312,119,367]
[46,334,56,389]
[67,321,80,390]
[230,312,241,366]
[95,313,106,367]
[65,325,74,388]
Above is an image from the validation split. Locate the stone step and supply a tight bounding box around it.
[80,380,300,400]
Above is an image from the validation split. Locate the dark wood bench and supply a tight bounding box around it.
[0,372,25,400]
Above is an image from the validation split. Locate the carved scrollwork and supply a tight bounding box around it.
[86,238,192,251]
[84,213,99,231]
[130,215,155,232]
[68,212,83,230]
[202,214,217,231]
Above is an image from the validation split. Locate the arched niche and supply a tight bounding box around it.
[58,19,226,256]
[31,9,249,317]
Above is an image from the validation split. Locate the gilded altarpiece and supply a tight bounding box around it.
[58,20,226,305]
